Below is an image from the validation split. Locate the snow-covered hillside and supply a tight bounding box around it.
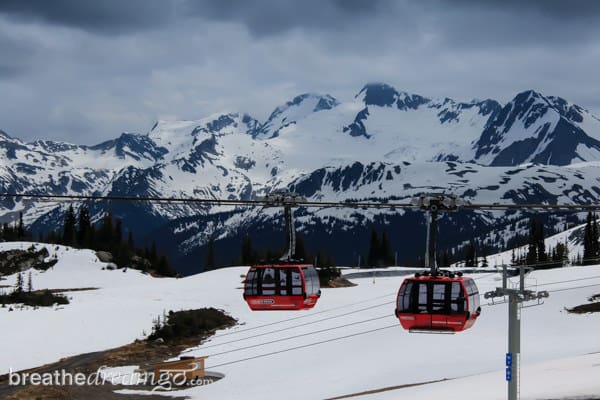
[1,242,599,399]
[3,84,600,272]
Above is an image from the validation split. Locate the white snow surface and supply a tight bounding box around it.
[1,241,599,399]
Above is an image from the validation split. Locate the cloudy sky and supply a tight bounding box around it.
[1,0,599,144]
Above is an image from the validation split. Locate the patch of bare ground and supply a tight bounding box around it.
[0,310,236,400]
[324,379,446,400]
[325,276,357,288]
[47,287,99,294]
[566,293,600,314]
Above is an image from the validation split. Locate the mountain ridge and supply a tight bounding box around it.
[2,83,600,273]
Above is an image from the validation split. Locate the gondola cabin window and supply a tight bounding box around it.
[302,266,320,296]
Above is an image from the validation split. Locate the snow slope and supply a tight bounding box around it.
[1,242,600,399]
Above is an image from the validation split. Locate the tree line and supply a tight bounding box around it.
[0,212,29,242]
[2,205,177,277]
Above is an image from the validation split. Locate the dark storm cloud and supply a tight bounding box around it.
[449,0,600,18]
[0,0,390,36]
[184,0,394,36]
[181,0,600,50]
[0,0,176,33]
[0,0,600,143]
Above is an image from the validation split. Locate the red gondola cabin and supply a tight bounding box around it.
[243,264,321,311]
[395,274,481,333]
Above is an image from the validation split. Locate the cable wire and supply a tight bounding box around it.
[3,192,600,211]
[213,291,397,339]
[206,315,393,358]
[207,324,398,369]
[200,301,394,349]
[531,275,600,288]
[547,282,600,293]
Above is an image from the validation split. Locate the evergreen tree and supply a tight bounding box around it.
[127,229,135,249]
[583,212,596,264]
[241,235,254,265]
[481,255,488,268]
[560,240,570,266]
[16,272,24,293]
[157,254,175,276]
[465,242,476,267]
[2,222,10,241]
[379,231,392,266]
[206,238,216,270]
[114,242,130,268]
[114,218,123,245]
[526,217,538,265]
[17,212,25,239]
[295,234,306,261]
[27,271,33,292]
[149,241,158,265]
[98,211,114,250]
[441,250,450,268]
[367,228,380,267]
[62,205,76,246]
[315,250,323,268]
[76,205,91,247]
[536,219,547,263]
[593,213,599,259]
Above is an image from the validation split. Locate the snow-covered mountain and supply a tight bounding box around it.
[2,84,600,273]
[465,90,600,166]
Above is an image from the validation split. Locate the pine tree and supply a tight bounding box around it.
[583,212,595,264]
[295,234,306,261]
[114,218,123,245]
[27,271,33,292]
[17,212,25,239]
[206,238,216,271]
[315,250,323,268]
[481,255,488,268]
[379,231,392,266]
[62,205,76,246]
[98,211,114,250]
[465,242,476,267]
[241,235,253,265]
[367,228,380,267]
[2,222,10,241]
[526,217,538,265]
[77,205,91,247]
[536,220,547,263]
[441,250,450,268]
[561,239,570,266]
[127,229,135,250]
[16,272,24,293]
[157,254,174,276]
[592,213,599,260]
[149,241,158,265]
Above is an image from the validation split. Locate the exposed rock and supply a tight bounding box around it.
[0,246,57,276]
[129,255,152,271]
[95,251,114,263]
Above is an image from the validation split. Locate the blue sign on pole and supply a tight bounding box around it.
[506,353,512,367]
[506,367,512,382]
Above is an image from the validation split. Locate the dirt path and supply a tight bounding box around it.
[323,379,446,400]
[0,332,227,400]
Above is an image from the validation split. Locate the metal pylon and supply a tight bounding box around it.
[484,265,549,400]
